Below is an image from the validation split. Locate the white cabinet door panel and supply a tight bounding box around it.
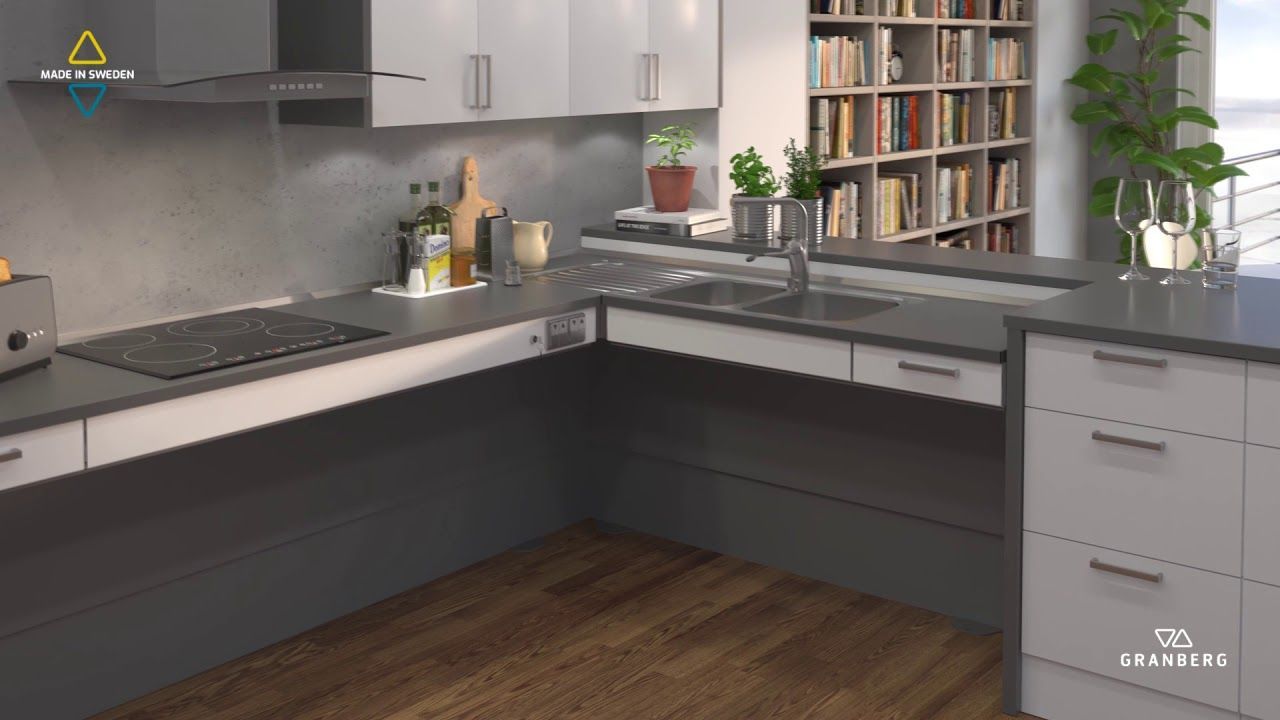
[852,344,1002,406]
[1246,444,1280,586]
[479,0,571,121]
[648,0,720,112]
[570,0,651,115]
[1243,580,1280,720]
[1022,655,1240,720]
[0,422,84,492]
[371,0,479,127]
[1248,361,1280,449]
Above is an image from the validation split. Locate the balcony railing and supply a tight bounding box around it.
[1214,148,1280,256]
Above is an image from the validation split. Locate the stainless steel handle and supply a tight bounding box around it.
[898,360,960,378]
[470,54,481,109]
[641,53,652,100]
[482,55,493,109]
[1090,558,1164,584]
[0,448,23,464]
[1091,430,1166,453]
[1092,350,1168,369]
[652,53,662,101]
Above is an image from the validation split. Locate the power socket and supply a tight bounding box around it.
[545,312,587,352]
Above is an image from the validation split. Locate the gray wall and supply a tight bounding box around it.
[0,0,643,334]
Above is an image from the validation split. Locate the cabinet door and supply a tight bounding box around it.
[648,0,720,112]
[1243,581,1280,720]
[569,0,651,115]
[478,0,571,122]
[370,0,479,127]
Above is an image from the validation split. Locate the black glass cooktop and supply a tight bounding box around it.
[59,308,388,380]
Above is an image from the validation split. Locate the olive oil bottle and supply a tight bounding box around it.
[416,181,453,237]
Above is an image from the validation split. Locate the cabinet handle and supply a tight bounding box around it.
[1092,350,1168,369]
[482,55,493,109]
[1091,430,1166,453]
[470,54,481,109]
[0,448,22,464]
[1090,558,1163,584]
[641,53,652,101]
[897,360,959,378]
[652,53,662,101]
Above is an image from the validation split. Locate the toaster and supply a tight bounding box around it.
[0,275,57,382]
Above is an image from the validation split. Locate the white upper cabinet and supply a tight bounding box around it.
[647,0,720,112]
[370,0,480,127]
[478,0,571,122]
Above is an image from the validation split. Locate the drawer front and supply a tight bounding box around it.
[606,308,852,381]
[852,344,1002,407]
[1246,445,1280,586]
[1248,362,1280,449]
[1243,580,1280,720]
[1026,333,1246,440]
[1024,409,1244,575]
[0,422,85,492]
[1022,655,1240,720]
[1022,531,1241,711]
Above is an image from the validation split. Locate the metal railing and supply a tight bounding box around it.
[1215,148,1280,252]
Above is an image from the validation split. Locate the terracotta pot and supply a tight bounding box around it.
[646,165,698,212]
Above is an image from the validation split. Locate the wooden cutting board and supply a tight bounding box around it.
[447,156,497,252]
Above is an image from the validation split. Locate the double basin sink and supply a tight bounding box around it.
[649,280,901,324]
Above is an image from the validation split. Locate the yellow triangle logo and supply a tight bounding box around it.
[68,30,106,66]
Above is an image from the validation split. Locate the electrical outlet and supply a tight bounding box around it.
[545,313,587,351]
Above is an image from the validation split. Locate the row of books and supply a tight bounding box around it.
[811,0,866,14]
[935,0,976,19]
[938,28,976,83]
[939,91,973,146]
[879,0,918,17]
[934,229,974,249]
[989,88,1019,140]
[987,222,1021,253]
[877,27,899,85]
[992,0,1027,21]
[810,97,857,159]
[613,206,728,237]
[877,172,923,236]
[820,181,863,239]
[809,35,869,88]
[988,157,1022,212]
[936,162,974,224]
[877,95,922,154]
[988,37,1028,81]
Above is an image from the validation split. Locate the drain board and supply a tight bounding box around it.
[533,261,698,294]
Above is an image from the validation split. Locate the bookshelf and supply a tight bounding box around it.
[808,0,1035,254]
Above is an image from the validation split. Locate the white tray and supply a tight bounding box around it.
[371,280,488,300]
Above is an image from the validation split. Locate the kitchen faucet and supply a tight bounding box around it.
[736,196,811,294]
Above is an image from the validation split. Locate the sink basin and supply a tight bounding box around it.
[650,280,783,307]
[742,292,898,323]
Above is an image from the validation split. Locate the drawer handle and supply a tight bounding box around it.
[1091,430,1166,453]
[1090,558,1163,584]
[0,448,22,464]
[897,360,960,378]
[1092,350,1168,369]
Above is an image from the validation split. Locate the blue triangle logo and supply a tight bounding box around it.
[68,83,107,118]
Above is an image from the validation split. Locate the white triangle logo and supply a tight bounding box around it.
[1155,628,1194,648]
[1171,629,1193,648]
[1155,629,1177,648]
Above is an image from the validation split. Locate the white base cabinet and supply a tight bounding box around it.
[1021,655,1240,720]
[1246,445,1280,587]
[1244,581,1280,720]
[0,422,85,492]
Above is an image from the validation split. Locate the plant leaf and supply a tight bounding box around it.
[1100,11,1147,41]
[1087,29,1119,55]
[1179,11,1211,31]
[1071,101,1122,124]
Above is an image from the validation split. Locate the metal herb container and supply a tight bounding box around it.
[779,198,825,246]
[730,196,777,244]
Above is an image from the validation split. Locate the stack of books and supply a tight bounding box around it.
[880,0,917,17]
[934,229,974,249]
[988,88,1018,139]
[936,162,973,224]
[992,0,1026,21]
[988,37,1028,80]
[936,0,976,19]
[812,0,866,14]
[938,92,973,146]
[809,36,869,88]
[877,172,922,237]
[988,222,1021,253]
[878,27,896,85]
[988,157,1022,212]
[820,181,863,239]
[938,28,975,83]
[876,95,921,154]
[614,207,729,238]
[810,97,857,159]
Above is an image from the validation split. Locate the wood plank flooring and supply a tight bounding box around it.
[94,522,1015,720]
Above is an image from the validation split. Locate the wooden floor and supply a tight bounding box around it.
[95,522,1014,720]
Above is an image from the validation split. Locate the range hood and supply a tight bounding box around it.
[10,0,423,103]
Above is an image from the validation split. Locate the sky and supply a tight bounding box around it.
[1215,0,1280,101]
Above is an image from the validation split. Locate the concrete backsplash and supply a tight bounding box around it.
[0,3,642,333]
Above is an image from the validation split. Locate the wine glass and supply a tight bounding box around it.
[1114,178,1153,281]
[1155,180,1196,286]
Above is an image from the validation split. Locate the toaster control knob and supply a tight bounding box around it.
[8,331,29,351]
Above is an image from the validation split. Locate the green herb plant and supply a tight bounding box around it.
[1069,0,1246,260]
[729,147,781,197]
[646,124,697,168]
[782,139,824,200]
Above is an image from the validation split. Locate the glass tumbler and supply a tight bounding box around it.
[1202,228,1242,290]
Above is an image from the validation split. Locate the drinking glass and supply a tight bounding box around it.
[1155,180,1196,286]
[1114,178,1153,281]
[1202,228,1243,290]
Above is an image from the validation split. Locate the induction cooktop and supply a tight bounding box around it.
[59,308,388,380]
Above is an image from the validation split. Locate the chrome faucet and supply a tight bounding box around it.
[736,196,811,294]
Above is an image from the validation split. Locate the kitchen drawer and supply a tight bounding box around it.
[0,422,85,492]
[1022,531,1240,711]
[1243,580,1280,720]
[1024,408,1244,575]
[852,344,1002,407]
[1026,333,1246,441]
[1246,445,1280,586]
[606,308,852,381]
[1021,655,1240,720]
[1248,361,1280,449]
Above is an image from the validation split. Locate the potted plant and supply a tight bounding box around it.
[780,138,826,244]
[1069,0,1245,268]
[645,123,698,213]
[729,146,781,243]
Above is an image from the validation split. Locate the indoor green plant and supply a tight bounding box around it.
[729,146,781,243]
[645,123,698,213]
[780,138,826,243]
[1069,0,1246,266]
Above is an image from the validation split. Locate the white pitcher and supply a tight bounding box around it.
[513,221,553,271]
